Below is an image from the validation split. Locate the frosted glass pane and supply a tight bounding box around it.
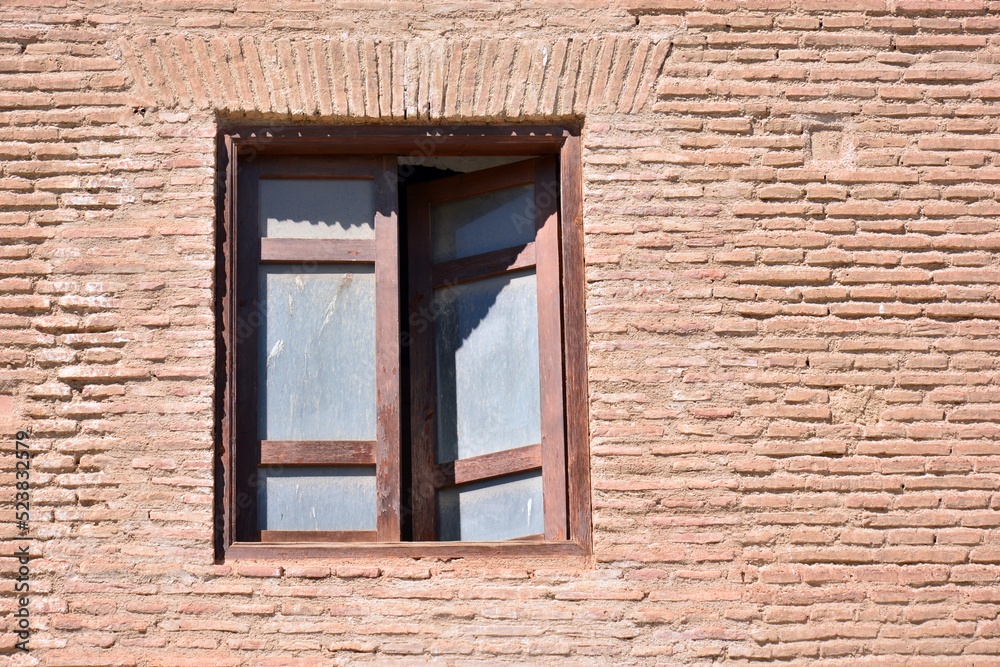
[258,266,376,440]
[437,471,543,541]
[431,184,536,262]
[257,466,376,531]
[260,179,375,239]
[434,270,541,463]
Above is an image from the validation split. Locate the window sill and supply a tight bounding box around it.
[225,539,589,560]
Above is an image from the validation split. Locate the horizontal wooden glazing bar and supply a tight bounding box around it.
[259,238,376,263]
[259,440,377,466]
[430,243,536,288]
[432,443,543,489]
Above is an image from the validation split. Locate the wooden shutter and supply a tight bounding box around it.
[407,157,568,542]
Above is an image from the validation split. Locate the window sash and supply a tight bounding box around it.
[231,155,400,543]
[406,157,568,542]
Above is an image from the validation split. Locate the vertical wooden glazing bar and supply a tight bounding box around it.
[534,155,569,540]
[407,186,439,541]
[559,131,591,548]
[375,156,401,541]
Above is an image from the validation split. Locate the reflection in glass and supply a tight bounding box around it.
[260,178,375,239]
[437,470,544,541]
[258,266,376,441]
[257,466,376,531]
[431,184,536,262]
[433,270,541,463]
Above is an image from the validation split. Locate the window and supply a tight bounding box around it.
[217,127,590,558]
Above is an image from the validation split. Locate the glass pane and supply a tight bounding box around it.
[257,466,376,531]
[431,183,536,262]
[437,470,543,541]
[260,178,375,239]
[434,270,541,463]
[258,265,376,441]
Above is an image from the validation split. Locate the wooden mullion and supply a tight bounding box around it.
[260,530,377,543]
[430,242,536,288]
[260,238,375,263]
[407,185,439,542]
[233,158,261,542]
[374,155,401,542]
[433,444,543,489]
[259,440,376,466]
[534,155,569,541]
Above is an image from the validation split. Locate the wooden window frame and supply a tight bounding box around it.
[216,126,591,560]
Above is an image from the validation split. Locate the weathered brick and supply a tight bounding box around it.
[0,6,997,666]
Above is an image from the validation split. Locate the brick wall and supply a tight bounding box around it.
[3,0,1000,664]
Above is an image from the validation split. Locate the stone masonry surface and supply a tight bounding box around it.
[4,0,1000,664]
